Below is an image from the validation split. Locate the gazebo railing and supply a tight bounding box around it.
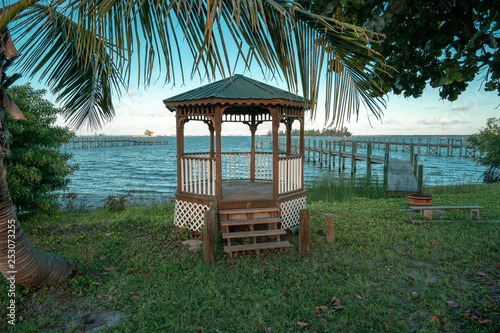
[254,152,273,181]
[221,152,252,180]
[180,154,215,196]
[278,155,303,194]
[180,152,302,195]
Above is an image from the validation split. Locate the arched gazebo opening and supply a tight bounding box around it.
[163,75,307,252]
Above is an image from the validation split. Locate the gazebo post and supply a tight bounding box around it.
[209,123,215,159]
[271,108,280,198]
[299,117,305,189]
[215,105,223,201]
[285,117,293,156]
[250,123,256,182]
[176,115,185,193]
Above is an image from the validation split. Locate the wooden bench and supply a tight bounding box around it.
[410,206,484,220]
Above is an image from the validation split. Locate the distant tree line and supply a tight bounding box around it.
[266,127,352,137]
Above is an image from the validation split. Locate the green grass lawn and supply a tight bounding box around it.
[1,183,499,332]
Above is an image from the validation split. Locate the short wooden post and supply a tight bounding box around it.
[383,144,390,191]
[325,214,335,244]
[410,144,414,165]
[413,154,418,176]
[342,140,346,170]
[332,141,336,168]
[299,209,310,257]
[313,139,316,164]
[351,141,357,176]
[417,164,423,194]
[366,143,372,179]
[307,139,310,161]
[319,140,323,168]
[204,208,217,262]
[210,201,219,233]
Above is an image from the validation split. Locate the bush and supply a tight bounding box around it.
[468,117,500,183]
[4,83,78,215]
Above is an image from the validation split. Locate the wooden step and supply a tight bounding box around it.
[221,217,282,227]
[222,229,287,239]
[224,241,293,253]
[219,207,279,215]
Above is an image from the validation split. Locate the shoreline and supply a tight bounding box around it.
[59,193,175,211]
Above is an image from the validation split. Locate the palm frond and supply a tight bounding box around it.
[6,0,389,129]
[10,2,124,129]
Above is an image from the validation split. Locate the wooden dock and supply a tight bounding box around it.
[64,136,168,149]
[335,136,476,158]
[261,137,422,194]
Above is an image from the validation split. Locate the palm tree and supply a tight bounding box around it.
[0,0,387,287]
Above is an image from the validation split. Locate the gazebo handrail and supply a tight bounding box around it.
[278,153,302,159]
[182,152,212,158]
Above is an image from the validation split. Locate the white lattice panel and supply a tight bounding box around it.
[174,200,209,231]
[280,196,306,229]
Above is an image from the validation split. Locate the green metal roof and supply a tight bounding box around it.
[163,74,304,103]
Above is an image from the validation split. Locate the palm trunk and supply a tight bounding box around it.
[0,157,75,287]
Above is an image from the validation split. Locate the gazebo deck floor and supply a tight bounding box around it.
[221,180,273,201]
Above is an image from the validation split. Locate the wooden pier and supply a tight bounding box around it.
[260,137,423,194]
[337,136,476,158]
[64,136,168,149]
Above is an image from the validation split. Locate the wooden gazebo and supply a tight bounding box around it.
[163,75,307,252]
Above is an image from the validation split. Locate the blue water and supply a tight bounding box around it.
[63,136,485,203]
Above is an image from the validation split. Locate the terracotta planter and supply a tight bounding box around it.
[406,194,432,206]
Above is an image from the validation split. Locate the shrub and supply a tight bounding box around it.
[468,117,500,183]
[4,83,77,215]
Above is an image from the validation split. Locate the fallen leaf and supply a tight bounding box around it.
[316,229,324,235]
[320,318,328,323]
[479,319,492,324]
[347,214,352,218]
[195,327,202,331]
[359,246,366,252]
[332,304,344,310]
[103,265,115,271]
[478,239,484,242]
[356,294,363,300]
[315,306,321,314]
[296,321,308,327]
[388,308,394,312]
[99,256,106,260]
[446,300,459,308]
[89,280,100,285]
[319,305,328,311]
[331,297,341,306]
[430,239,436,244]
[429,315,444,323]
[408,277,415,284]
[494,263,500,269]
[476,271,488,277]
[142,273,149,277]
[485,282,493,286]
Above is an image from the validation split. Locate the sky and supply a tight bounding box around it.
[55,72,497,138]
[12,12,498,138]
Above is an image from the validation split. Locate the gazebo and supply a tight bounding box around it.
[163,75,307,252]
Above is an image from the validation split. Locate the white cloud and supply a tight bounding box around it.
[451,105,473,111]
[417,117,468,125]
